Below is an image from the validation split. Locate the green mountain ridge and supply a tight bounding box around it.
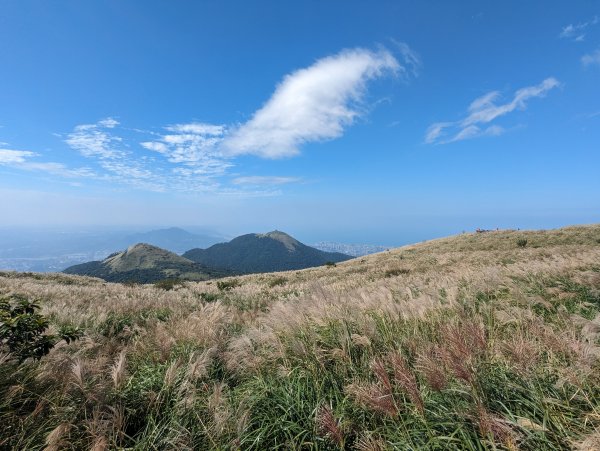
[63,243,232,283]
[183,230,352,274]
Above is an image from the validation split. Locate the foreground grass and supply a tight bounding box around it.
[1,225,600,449]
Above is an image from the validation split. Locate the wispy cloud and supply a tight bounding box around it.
[63,118,168,191]
[582,48,600,67]
[0,148,94,178]
[425,78,559,144]
[392,40,422,77]
[65,118,124,159]
[222,47,405,158]
[0,149,36,164]
[232,176,300,186]
[141,121,231,175]
[560,16,599,41]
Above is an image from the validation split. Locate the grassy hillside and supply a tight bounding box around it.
[63,243,232,283]
[183,230,352,274]
[1,225,600,449]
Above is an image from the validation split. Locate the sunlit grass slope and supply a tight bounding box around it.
[1,224,600,449]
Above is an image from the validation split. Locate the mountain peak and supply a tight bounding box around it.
[106,242,192,271]
[258,230,299,251]
[125,242,163,253]
[64,242,232,282]
[184,231,351,274]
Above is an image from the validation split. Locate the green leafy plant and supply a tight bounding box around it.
[517,238,528,248]
[0,295,81,362]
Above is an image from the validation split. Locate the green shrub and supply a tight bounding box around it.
[217,279,240,291]
[154,279,182,291]
[200,292,220,302]
[324,261,337,267]
[98,309,171,338]
[384,268,410,277]
[268,276,287,287]
[0,295,81,362]
[517,238,528,248]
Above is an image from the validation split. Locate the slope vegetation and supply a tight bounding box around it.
[1,224,600,449]
[183,230,352,273]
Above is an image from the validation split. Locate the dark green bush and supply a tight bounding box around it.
[384,268,410,277]
[217,279,240,291]
[268,276,287,287]
[0,295,81,362]
[200,292,220,302]
[154,279,182,291]
[517,238,528,248]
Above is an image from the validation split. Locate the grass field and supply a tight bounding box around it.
[2,224,600,449]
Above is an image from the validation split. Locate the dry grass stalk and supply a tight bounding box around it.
[111,350,127,389]
[354,433,388,451]
[90,435,108,451]
[208,382,231,437]
[416,346,447,391]
[351,333,371,348]
[164,359,181,388]
[439,319,486,385]
[345,383,397,417]
[498,333,539,374]
[43,422,71,451]
[371,358,392,393]
[316,404,344,447]
[573,429,600,450]
[71,359,85,391]
[474,403,515,447]
[187,347,216,381]
[387,352,424,413]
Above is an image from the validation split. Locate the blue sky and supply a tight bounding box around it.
[0,1,599,244]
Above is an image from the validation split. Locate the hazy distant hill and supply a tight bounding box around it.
[63,243,232,283]
[0,227,226,272]
[0,227,224,272]
[183,230,352,274]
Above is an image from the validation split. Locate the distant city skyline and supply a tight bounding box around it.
[1,1,598,243]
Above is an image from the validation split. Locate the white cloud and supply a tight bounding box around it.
[232,176,300,186]
[65,118,123,159]
[560,16,598,41]
[222,47,403,158]
[140,141,169,153]
[582,48,600,67]
[97,118,119,128]
[426,78,559,144]
[425,122,453,144]
[392,40,422,77]
[0,149,37,164]
[140,121,231,175]
[165,122,225,135]
[20,162,96,178]
[56,46,409,194]
[0,148,94,178]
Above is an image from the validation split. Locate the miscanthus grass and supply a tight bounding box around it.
[1,224,600,449]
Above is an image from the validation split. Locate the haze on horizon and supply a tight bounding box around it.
[0,1,599,245]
